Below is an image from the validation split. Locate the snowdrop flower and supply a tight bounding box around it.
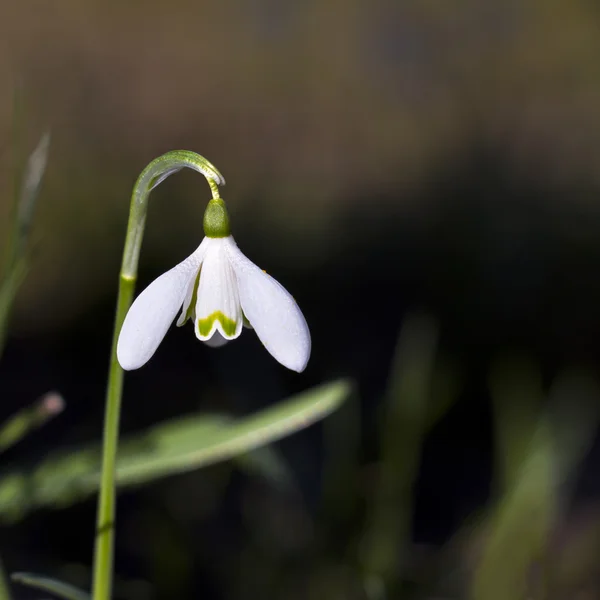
[117,198,311,372]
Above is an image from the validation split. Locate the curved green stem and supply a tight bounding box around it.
[91,151,224,600]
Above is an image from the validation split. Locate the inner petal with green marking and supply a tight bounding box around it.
[197,311,238,338]
[194,239,243,342]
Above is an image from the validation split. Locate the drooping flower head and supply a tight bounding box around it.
[117,196,311,372]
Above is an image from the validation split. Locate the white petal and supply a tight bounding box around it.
[194,238,243,341]
[117,240,207,370]
[224,237,311,372]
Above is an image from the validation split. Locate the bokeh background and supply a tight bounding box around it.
[2,1,600,598]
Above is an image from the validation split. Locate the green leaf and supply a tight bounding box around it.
[11,572,89,600]
[107,378,351,487]
[0,379,351,521]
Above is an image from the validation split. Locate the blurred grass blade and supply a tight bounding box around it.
[0,380,351,521]
[320,386,361,538]
[489,357,543,492]
[472,421,554,600]
[15,132,51,251]
[469,363,600,600]
[11,573,89,600]
[360,313,438,596]
[426,356,461,431]
[0,559,11,600]
[547,368,600,482]
[472,357,552,600]
[107,378,351,486]
[0,131,51,356]
[0,392,65,454]
[543,369,600,595]
[0,256,27,358]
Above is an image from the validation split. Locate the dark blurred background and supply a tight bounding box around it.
[2,1,600,598]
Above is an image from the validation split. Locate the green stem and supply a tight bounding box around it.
[91,151,225,600]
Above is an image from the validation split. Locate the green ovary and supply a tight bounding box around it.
[203,198,231,238]
[197,311,238,337]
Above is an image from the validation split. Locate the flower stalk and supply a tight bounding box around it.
[91,151,225,600]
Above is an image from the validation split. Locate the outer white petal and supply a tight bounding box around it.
[117,240,207,370]
[224,237,311,372]
[194,238,243,341]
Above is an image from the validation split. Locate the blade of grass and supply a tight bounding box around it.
[0,392,65,454]
[490,357,543,492]
[0,85,50,600]
[0,131,50,357]
[320,385,361,543]
[0,379,351,521]
[360,313,438,598]
[472,421,554,600]
[11,572,89,600]
[546,368,600,484]
[0,559,11,600]
[413,365,600,600]
[472,357,551,600]
[95,378,351,487]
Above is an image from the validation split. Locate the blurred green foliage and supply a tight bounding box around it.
[1,307,600,599]
[0,380,350,522]
[12,571,90,600]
